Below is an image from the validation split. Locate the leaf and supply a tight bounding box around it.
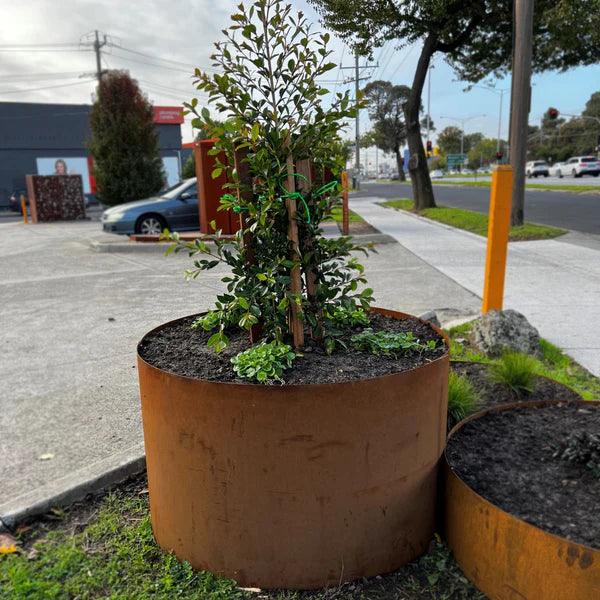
[0,533,18,555]
[211,167,223,179]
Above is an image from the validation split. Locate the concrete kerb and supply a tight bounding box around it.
[0,443,146,532]
[90,232,397,253]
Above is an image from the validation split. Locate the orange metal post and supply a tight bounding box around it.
[20,194,28,224]
[341,170,349,236]
[482,165,513,313]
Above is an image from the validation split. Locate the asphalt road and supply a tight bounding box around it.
[356,182,600,235]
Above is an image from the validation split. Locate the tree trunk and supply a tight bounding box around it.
[404,36,437,210]
[394,147,406,181]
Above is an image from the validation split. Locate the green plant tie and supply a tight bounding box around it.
[222,176,340,223]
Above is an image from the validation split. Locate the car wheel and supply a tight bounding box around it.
[544,173,548,177]
[136,214,167,235]
[572,169,578,178]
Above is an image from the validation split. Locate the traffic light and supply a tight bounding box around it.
[426,140,433,157]
[547,107,559,120]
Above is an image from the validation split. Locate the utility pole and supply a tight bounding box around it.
[341,50,378,190]
[509,0,534,227]
[93,30,107,83]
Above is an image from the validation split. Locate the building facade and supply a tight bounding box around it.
[0,102,183,208]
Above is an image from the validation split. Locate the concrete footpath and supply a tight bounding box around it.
[351,196,600,377]
[0,220,480,527]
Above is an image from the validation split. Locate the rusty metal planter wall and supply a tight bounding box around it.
[443,400,600,600]
[137,308,449,590]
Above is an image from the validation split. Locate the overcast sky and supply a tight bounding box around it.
[2,0,599,160]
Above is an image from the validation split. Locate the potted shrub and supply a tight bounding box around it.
[137,0,449,589]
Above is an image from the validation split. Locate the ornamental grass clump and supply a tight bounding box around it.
[489,351,538,397]
[447,371,480,429]
[166,0,434,383]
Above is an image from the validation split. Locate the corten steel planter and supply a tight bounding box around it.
[138,307,449,589]
[443,400,600,600]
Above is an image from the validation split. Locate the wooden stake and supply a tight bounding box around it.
[341,170,350,236]
[285,153,304,348]
[234,148,262,343]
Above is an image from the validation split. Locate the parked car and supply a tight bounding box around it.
[8,189,28,213]
[548,162,566,178]
[430,169,444,179]
[525,161,549,177]
[101,178,199,235]
[563,156,600,178]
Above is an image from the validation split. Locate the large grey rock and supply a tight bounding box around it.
[471,309,540,357]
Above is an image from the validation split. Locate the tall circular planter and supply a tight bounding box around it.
[443,400,600,600]
[138,308,449,589]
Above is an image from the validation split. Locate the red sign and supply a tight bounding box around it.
[153,106,184,124]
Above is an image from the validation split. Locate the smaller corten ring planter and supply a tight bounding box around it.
[443,400,600,600]
[138,307,449,589]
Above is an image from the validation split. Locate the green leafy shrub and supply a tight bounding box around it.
[231,341,297,383]
[447,372,480,429]
[489,351,538,397]
[327,305,370,328]
[167,0,373,360]
[351,329,436,356]
[553,431,600,477]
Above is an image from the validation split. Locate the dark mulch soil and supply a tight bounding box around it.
[447,402,600,548]
[450,361,581,408]
[138,313,446,385]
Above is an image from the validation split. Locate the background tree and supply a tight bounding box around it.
[181,122,221,179]
[89,71,164,206]
[362,80,410,181]
[309,0,600,218]
[467,137,507,170]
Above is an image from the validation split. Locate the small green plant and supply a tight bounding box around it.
[327,305,370,328]
[231,341,297,383]
[553,431,600,477]
[351,329,436,356]
[447,372,480,429]
[489,351,538,397]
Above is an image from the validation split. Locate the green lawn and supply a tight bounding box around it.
[326,205,364,223]
[0,479,483,599]
[447,321,600,401]
[382,199,566,241]
[432,180,600,193]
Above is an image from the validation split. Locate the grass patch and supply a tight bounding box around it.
[325,205,364,223]
[382,199,566,241]
[447,371,481,429]
[0,478,483,600]
[446,322,600,401]
[489,351,538,398]
[432,180,600,193]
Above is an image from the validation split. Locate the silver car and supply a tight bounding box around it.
[101,178,199,235]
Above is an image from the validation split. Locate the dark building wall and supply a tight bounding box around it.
[0,102,182,207]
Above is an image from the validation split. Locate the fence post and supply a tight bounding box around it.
[20,193,28,224]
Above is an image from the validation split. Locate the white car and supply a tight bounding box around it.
[563,156,600,178]
[549,162,566,178]
[430,169,444,179]
[525,161,549,177]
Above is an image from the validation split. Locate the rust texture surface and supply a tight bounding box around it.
[26,175,86,222]
[138,308,449,589]
[443,400,600,600]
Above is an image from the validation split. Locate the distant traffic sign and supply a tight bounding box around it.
[447,153,467,167]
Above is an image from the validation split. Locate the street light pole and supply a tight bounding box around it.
[426,64,433,147]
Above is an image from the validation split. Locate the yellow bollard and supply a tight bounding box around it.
[20,193,28,224]
[341,170,349,236]
[482,165,513,313]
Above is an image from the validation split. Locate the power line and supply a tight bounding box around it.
[106,42,198,70]
[0,79,96,95]
[388,45,416,81]
[108,52,195,75]
[0,71,89,82]
[0,48,91,53]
